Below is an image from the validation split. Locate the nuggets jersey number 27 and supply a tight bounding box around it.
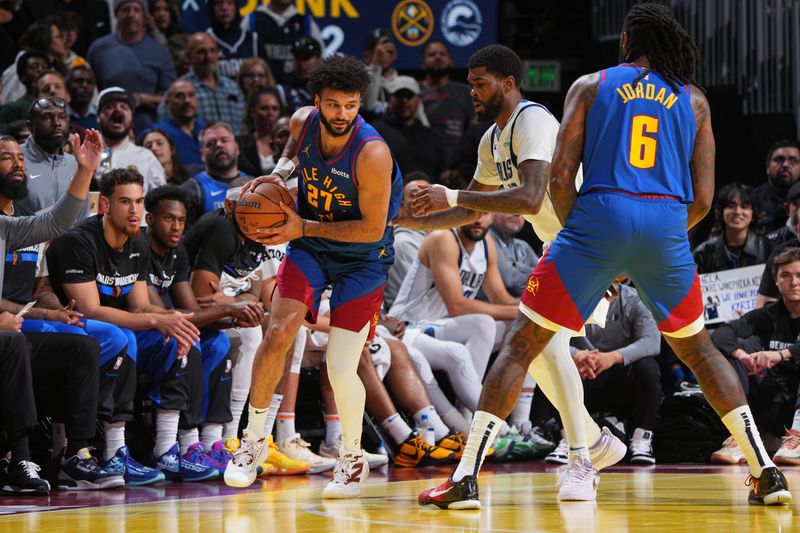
[294,109,403,259]
[582,64,697,201]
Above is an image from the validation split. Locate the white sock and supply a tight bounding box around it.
[528,329,597,460]
[154,409,180,458]
[246,405,268,440]
[381,413,414,446]
[52,422,67,458]
[201,423,223,449]
[327,324,370,453]
[721,405,774,477]
[178,428,200,455]
[413,406,450,441]
[275,412,296,444]
[224,396,247,440]
[103,421,126,461]
[442,409,471,436]
[452,410,504,482]
[509,389,534,428]
[792,409,800,432]
[246,393,283,440]
[324,413,342,447]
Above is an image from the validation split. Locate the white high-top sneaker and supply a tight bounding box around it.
[322,450,370,499]
[280,433,336,474]
[223,430,269,488]
[558,455,599,501]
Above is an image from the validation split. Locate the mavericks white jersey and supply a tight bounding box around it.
[474,99,583,243]
[389,229,489,324]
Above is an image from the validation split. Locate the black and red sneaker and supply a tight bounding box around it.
[747,467,792,505]
[418,475,480,510]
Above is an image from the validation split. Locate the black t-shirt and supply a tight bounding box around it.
[183,209,265,280]
[2,203,41,304]
[47,215,150,310]
[711,299,800,363]
[146,235,191,297]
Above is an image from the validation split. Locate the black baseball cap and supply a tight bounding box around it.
[365,28,392,51]
[291,36,321,59]
[97,86,135,111]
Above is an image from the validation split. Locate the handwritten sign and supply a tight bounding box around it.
[699,264,765,324]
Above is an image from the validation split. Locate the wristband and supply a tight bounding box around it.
[274,157,295,180]
[444,187,459,207]
[301,219,307,237]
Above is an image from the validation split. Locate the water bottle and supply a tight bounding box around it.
[421,414,436,446]
[376,440,388,456]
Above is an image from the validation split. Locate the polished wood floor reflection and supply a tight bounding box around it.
[0,463,798,532]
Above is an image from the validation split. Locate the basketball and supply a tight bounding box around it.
[235,182,295,240]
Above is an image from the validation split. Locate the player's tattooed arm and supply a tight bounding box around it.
[687,88,715,230]
[452,159,552,215]
[550,73,598,225]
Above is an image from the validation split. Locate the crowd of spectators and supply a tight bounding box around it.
[0,0,800,497]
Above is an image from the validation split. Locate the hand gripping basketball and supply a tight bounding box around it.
[236,182,296,240]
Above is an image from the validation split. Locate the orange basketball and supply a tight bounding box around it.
[235,182,295,240]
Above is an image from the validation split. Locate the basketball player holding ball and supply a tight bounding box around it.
[224,54,403,499]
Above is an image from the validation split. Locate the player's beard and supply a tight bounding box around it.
[459,224,488,242]
[475,90,504,123]
[319,111,356,138]
[0,170,28,200]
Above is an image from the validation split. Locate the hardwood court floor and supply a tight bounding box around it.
[0,462,798,532]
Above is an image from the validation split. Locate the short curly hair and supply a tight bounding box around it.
[99,168,144,198]
[468,44,522,87]
[144,184,188,214]
[307,55,370,98]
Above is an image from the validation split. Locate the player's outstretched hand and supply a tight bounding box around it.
[242,174,288,195]
[71,129,104,173]
[229,301,265,328]
[252,202,302,245]
[411,183,450,216]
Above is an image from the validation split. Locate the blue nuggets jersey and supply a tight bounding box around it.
[582,64,696,202]
[293,109,403,259]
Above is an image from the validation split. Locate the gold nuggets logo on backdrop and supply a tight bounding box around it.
[392,0,434,46]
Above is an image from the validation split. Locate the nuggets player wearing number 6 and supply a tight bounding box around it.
[224,55,403,498]
[418,2,791,509]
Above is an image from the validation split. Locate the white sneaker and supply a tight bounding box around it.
[546,433,569,465]
[589,427,627,470]
[280,434,336,474]
[629,428,656,465]
[773,429,800,465]
[320,437,388,469]
[322,450,369,499]
[558,456,599,501]
[710,436,746,464]
[224,430,269,488]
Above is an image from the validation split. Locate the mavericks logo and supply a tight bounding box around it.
[441,0,483,47]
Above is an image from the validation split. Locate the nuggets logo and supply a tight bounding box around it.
[392,0,434,47]
[441,0,483,47]
[526,277,540,297]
